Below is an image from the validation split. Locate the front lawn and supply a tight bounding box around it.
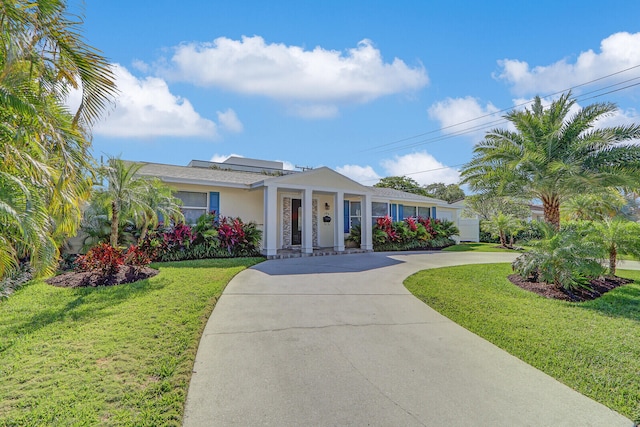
[405,264,640,423]
[442,242,524,252]
[0,258,262,426]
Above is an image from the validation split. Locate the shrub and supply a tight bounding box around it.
[371,215,457,251]
[123,245,152,268]
[512,223,604,291]
[76,243,124,277]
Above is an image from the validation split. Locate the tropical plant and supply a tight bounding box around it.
[583,218,640,275]
[562,190,625,222]
[95,157,152,247]
[481,213,523,248]
[133,178,184,244]
[0,0,117,278]
[512,223,604,291]
[462,92,640,229]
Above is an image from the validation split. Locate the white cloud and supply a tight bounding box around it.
[93,64,217,138]
[428,97,502,141]
[210,153,244,163]
[335,164,382,184]
[495,32,640,96]
[381,151,460,186]
[161,36,428,117]
[216,108,243,133]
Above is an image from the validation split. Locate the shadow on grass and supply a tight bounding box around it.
[577,283,640,322]
[152,257,264,270]
[1,276,171,353]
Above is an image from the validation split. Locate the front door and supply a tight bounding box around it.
[291,198,302,245]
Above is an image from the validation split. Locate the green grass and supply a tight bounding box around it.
[0,258,263,426]
[404,264,640,423]
[442,242,526,252]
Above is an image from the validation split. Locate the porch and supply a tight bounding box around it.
[267,247,373,260]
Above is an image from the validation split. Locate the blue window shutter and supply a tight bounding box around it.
[391,204,397,221]
[344,200,350,233]
[209,192,220,214]
[431,206,437,219]
[398,204,404,220]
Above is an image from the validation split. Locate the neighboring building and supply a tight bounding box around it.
[135,157,477,257]
[529,204,545,221]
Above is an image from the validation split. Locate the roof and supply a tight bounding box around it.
[369,186,447,204]
[135,161,268,187]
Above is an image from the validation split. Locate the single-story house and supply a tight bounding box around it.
[134,156,477,257]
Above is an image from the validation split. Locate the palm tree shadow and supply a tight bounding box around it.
[576,283,640,322]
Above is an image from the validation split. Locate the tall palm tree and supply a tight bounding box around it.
[461,92,640,229]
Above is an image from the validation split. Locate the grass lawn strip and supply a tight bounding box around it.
[0,258,262,426]
[442,242,526,252]
[405,264,640,423]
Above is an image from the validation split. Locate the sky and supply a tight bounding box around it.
[76,0,640,187]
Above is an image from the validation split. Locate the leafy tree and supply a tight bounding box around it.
[423,183,465,203]
[374,176,428,196]
[463,194,530,221]
[461,92,640,229]
[584,218,640,275]
[481,213,523,248]
[0,0,116,277]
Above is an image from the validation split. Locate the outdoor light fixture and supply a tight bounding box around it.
[325,202,330,210]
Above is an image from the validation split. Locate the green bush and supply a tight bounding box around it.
[512,223,604,291]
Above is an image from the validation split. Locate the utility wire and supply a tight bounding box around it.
[362,64,640,154]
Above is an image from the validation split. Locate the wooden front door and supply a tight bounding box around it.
[291,198,302,245]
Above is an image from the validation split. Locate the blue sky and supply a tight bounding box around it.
[78,0,640,186]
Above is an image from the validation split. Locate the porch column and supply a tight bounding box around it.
[302,189,314,254]
[262,185,278,257]
[361,193,373,251]
[334,191,345,252]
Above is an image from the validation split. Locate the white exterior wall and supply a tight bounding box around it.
[458,218,480,242]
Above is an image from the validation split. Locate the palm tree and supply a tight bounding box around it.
[97,158,151,247]
[584,218,640,276]
[461,92,640,229]
[481,212,522,248]
[562,190,625,222]
[0,0,116,277]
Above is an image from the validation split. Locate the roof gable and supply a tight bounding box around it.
[258,167,370,192]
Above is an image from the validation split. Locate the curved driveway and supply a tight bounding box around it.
[183,251,633,426]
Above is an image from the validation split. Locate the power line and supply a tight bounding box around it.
[362,64,640,154]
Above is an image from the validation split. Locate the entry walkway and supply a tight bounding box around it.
[183,252,633,426]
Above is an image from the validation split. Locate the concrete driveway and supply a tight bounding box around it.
[183,251,633,426]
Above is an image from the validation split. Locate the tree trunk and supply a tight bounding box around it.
[609,244,617,276]
[110,200,119,248]
[499,231,507,247]
[541,194,560,230]
[138,218,149,245]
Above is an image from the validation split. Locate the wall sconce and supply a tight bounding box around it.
[324,202,330,210]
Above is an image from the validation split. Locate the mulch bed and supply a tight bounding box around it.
[46,265,158,288]
[508,274,633,302]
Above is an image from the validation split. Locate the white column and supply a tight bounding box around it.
[334,191,345,251]
[302,189,314,254]
[361,193,373,251]
[262,185,278,257]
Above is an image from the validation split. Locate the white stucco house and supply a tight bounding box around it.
[134,156,477,257]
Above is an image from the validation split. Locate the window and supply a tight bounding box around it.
[418,206,430,218]
[372,202,388,220]
[403,206,416,219]
[350,201,361,229]
[175,191,207,224]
